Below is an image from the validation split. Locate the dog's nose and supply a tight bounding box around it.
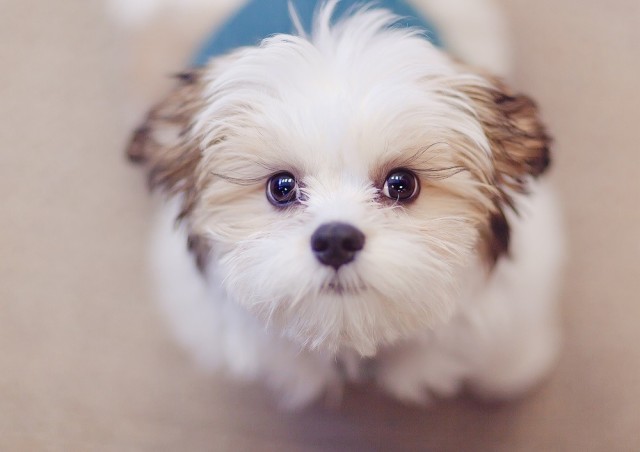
[310,222,365,270]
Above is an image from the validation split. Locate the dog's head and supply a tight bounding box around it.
[128,4,550,356]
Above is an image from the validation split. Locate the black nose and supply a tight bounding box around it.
[311,222,365,270]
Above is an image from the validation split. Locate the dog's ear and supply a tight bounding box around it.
[126,70,205,218]
[127,69,211,270]
[460,73,552,195]
[457,70,552,264]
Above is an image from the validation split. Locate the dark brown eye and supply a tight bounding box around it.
[267,172,298,206]
[382,169,419,201]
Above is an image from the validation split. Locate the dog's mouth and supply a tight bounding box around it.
[320,278,367,296]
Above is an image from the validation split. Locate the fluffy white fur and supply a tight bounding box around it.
[125,1,563,408]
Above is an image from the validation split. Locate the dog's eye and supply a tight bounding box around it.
[382,169,420,201]
[267,172,299,206]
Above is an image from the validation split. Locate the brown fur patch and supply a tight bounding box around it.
[187,233,210,273]
[459,71,552,264]
[486,208,511,264]
[127,70,204,196]
[126,69,211,268]
[462,75,551,193]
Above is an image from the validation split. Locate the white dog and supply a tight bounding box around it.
[122,0,564,408]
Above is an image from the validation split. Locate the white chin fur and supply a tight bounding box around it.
[211,203,477,357]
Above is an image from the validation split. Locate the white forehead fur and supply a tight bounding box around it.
[193,2,494,181]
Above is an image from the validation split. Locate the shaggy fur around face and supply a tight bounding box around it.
[127,1,562,407]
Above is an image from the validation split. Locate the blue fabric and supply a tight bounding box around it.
[192,0,442,66]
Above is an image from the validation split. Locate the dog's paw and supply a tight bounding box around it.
[375,341,469,405]
[262,349,343,410]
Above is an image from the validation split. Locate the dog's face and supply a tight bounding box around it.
[129,7,549,356]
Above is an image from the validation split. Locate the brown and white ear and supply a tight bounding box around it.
[126,69,206,217]
[462,74,552,196]
[458,71,552,264]
[126,69,211,269]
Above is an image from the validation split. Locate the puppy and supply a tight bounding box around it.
[125,1,564,408]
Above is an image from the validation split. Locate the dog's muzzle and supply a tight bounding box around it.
[310,222,365,270]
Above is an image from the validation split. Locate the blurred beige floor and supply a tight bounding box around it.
[2,0,640,450]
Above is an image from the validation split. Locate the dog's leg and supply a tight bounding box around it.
[376,181,564,404]
[465,310,562,400]
[375,331,473,405]
[464,183,565,399]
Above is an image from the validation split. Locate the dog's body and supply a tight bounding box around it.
[121,0,564,408]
